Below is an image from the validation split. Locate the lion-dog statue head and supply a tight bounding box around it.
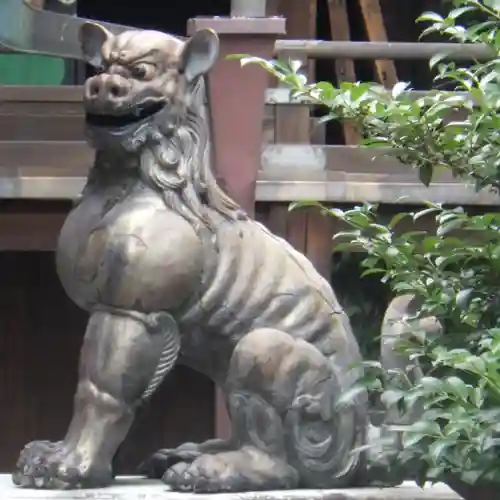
[78,22,244,229]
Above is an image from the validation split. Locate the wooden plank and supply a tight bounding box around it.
[0,141,467,182]
[305,210,335,279]
[3,39,495,62]
[0,174,493,205]
[272,1,318,267]
[0,102,83,115]
[256,178,498,205]
[266,203,289,239]
[286,208,308,254]
[326,0,361,144]
[259,169,459,184]
[273,40,494,60]
[0,85,83,101]
[273,0,316,144]
[0,177,85,199]
[274,82,311,143]
[277,0,317,81]
[0,84,475,106]
[0,212,66,250]
[359,0,399,87]
[0,86,295,144]
[0,115,84,141]
[0,141,92,172]
[0,142,465,186]
[261,144,429,176]
[0,201,490,251]
[0,111,320,143]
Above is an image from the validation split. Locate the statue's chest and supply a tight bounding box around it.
[55,191,167,309]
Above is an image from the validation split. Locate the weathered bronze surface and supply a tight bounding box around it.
[11,23,400,493]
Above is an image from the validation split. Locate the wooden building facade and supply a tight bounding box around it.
[0,0,494,474]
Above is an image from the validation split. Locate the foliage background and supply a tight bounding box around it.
[331,252,391,359]
[239,0,500,488]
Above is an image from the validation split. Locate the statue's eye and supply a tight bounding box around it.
[131,63,155,80]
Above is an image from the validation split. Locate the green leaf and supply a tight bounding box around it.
[410,420,442,435]
[428,440,455,464]
[471,387,485,407]
[456,288,473,309]
[445,376,470,401]
[417,12,444,23]
[484,0,500,10]
[335,386,367,409]
[426,466,446,480]
[419,164,434,187]
[403,431,428,448]
[392,81,410,99]
[288,200,319,212]
[437,218,464,236]
[380,389,405,407]
[388,212,410,229]
[429,52,448,69]
[448,6,476,20]
[420,377,444,394]
[460,469,483,484]
[413,207,441,221]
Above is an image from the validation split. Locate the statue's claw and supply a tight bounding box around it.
[162,448,298,493]
[138,442,201,479]
[12,440,112,489]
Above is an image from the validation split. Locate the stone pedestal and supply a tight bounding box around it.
[0,476,461,500]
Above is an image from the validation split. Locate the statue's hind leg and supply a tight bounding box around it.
[138,438,234,479]
[163,328,365,493]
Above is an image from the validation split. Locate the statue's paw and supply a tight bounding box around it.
[163,449,298,493]
[138,442,201,479]
[12,440,112,489]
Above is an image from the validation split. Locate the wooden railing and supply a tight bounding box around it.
[0,0,498,205]
[0,81,496,205]
[261,38,498,206]
[273,40,494,60]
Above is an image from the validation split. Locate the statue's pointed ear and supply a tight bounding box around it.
[78,22,112,67]
[180,29,219,84]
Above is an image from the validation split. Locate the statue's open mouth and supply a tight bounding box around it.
[85,101,166,129]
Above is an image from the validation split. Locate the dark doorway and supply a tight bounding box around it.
[78,0,231,37]
[76,0,231,82]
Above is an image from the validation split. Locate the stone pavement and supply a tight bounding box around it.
[0,476,462,500]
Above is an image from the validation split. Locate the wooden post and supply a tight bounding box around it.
[187,8,285,441]
[269,0,315,258]
[327,0,361,145]
[359,0,398,87]
[268,1,334,280]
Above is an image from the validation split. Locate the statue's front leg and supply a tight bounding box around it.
[12,308,179,489]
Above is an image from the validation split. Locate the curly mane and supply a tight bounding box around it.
[138,78,246,231]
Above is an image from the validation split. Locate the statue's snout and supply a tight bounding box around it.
[84,74,132,111]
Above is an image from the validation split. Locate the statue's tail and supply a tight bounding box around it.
[380,294,442,424]
[363,294,442,485]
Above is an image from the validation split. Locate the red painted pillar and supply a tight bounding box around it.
[187,16,285,218]
[186,14,285,439]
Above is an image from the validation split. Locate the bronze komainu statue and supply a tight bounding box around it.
[12,22,416,493]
